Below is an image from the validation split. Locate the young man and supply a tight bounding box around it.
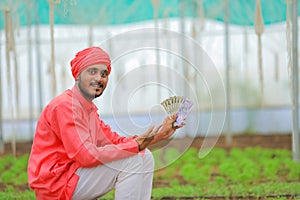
[28,46,183,200]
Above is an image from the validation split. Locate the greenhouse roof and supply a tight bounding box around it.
[0,0,299,29]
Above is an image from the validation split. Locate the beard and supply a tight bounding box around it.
[77,78,104,101]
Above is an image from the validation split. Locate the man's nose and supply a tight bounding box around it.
[95,73,103,82]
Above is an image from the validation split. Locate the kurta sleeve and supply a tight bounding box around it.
[51,101,139,168]
[96,113,138,145]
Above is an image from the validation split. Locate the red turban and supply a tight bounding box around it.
[70,46,111,79]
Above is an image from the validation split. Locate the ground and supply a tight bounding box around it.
[1,134,293,156]
[0,134,296,199]
[150,134,292,153]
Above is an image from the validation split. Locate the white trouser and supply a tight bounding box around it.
[72,149,154,200]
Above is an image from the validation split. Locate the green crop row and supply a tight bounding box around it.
[0,185,35,200]
[0,154,29,185]
[149,147,300,199]
[153,147,300,184]
[1,147,299,200]
[151,183,300,200]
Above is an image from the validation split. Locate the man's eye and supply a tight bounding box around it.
[101,70,108,78]
[89,70,97,75]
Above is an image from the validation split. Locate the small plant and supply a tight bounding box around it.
[1,147,299,199]
[152,147,300,199]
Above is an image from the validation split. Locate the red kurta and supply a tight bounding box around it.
[28,86,139,200]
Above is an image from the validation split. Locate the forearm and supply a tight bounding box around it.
[149,135,162,146]
[135,115,181,151]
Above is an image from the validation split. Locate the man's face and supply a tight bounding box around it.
[76,64,109,101]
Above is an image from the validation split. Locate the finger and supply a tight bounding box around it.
[165,115,175,122]
[165,128,176,138]
[149,124,163,137]
[171,121,184,130]
[172,114,178,120]
[171,121,176,129]
[174,121,186,129]
[152,124,163,135]
[147,125,155,132]
[163,117,169,123]
[142,125,154,138]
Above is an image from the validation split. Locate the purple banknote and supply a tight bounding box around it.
[175,98,193,126]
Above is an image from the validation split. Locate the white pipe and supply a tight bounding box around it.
[224,0,231,145]
[291,0,299,162]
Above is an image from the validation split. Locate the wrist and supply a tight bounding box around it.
[134,138,141,151]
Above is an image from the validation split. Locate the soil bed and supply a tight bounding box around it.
[150,134,292,151]
[1,134,292,156]
[0,134,296,200]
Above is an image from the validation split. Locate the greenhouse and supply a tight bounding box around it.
[0,0,299,199]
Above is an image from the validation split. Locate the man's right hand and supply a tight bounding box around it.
[135,124,162,151]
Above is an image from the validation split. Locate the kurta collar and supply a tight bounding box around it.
[72,86,98,113]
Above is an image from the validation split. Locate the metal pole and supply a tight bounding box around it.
[5,8,17,156]
[49,1,57,97]
[163,10,172,96]
[88,25,94,47]
[291,0,299,162]
[153,1,161,102]
[224,0,231,145]
[35,1,43,114]
[0,29,4,153]
[27,0,34,141]
[180,0,187,98]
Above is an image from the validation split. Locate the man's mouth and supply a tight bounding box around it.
[90,82,103,88]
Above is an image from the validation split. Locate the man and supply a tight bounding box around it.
[28,46,183,200]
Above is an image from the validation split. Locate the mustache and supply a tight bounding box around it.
[90,81,104,87]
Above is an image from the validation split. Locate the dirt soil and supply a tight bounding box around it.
[0,134,293,156]
[151,134,293,152]
[0,134,297,199]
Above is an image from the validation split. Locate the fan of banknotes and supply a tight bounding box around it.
[160,96,193,126]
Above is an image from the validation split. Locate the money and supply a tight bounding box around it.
[174,98,193,126]
[160,96,193,126]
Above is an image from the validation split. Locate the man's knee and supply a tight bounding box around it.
[111,149,154,173]
[142,149,155,172]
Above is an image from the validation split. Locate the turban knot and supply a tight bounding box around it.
[70,46,111,79]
